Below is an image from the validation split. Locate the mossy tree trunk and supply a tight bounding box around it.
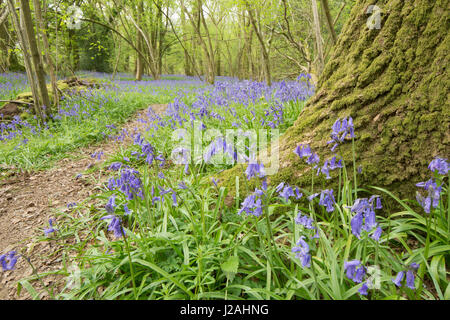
[221,0,449,200]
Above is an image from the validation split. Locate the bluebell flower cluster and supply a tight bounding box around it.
[100,215,125,238]
[44,218,57,236]
[0,251,18,271]
[327,117,355,152]
[348,196,383,240]
[392,263,420,290]
[108,168,143,200]
[291,236,311,268]
[308,189,336,213]
[428,157,449,175]
[295,211,319,239]
[415,157,448,213]
[238,183,268,217]
[344,260,371,295]
[275,182,302,202]
[319,156,343,179]
[245,161,266,180]
[293,144,320,166]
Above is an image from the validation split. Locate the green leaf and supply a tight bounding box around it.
[221,256,239,282]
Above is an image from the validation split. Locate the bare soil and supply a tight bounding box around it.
[0,104,167,300]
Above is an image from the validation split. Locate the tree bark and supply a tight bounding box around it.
[320,0,337,45]
[19,0,50,114]
[246,2,271,86]
[6,0,43,120]
[311,0,324,75]
[32,0,58,107]
[220,0,450,201]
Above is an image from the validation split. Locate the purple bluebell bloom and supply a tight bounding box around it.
[344,260,363,282]
[245,162,266,180]
[358,282,369,296]
[428,157,449,175]
[44,218,57,236]
[318,189,335,212]
[124,203,131,216]
[105,195,116,214]
[279,185,294,202]
[292,236,311,268]
[100,215,125,238]
[0,251,18,271]
[109,162,122,171]
[416,178,442,214]
[392,271,405,287]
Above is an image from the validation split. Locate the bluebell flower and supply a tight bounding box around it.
[371,226,382,241]
[406,270,415,290]
[393,263,419,290]
[307,193,319,201]
[238,188,265,217]
[344,260,362,281]
[293,144,312,159]
[109,162,122,171]
[100,215,125,238]
[295,211,316,232]
[178,181,188,190]
[328,117,355,151]
[275,182,285,193]
[292,236,311,268]
[105,195,116,214]
[245,162,266,180]
[351,212,364,239]
[0,251,18,271]
[392,271,404,287]
[294,187,303,200]
[172,191,178,207]
[44,218,57,236]
[279,185,294,202]
[348,197,382,240]
[428,157,448,175]
[416,178,442,214]
[358,282,369,296]
[318,189,335,212]
[124,203,131,216]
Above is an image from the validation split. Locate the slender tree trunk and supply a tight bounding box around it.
[320,0,337,45]
[311,0,324,75]
[20,0,50,113]
[135,1,144,81]
[33,0,58,107]
[246,3,271,86]
[6,0,43,120]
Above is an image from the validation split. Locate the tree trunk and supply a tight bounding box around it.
[19,0,51,114]
[320,0,337,45]
[311,0,324,75]
[7,0,43,120]
[220,0,450,201]
[135,1,144,81]
[246,3,271,86]
[33,0,59,107]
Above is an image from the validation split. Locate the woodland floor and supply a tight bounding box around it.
[0,104,167,300]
